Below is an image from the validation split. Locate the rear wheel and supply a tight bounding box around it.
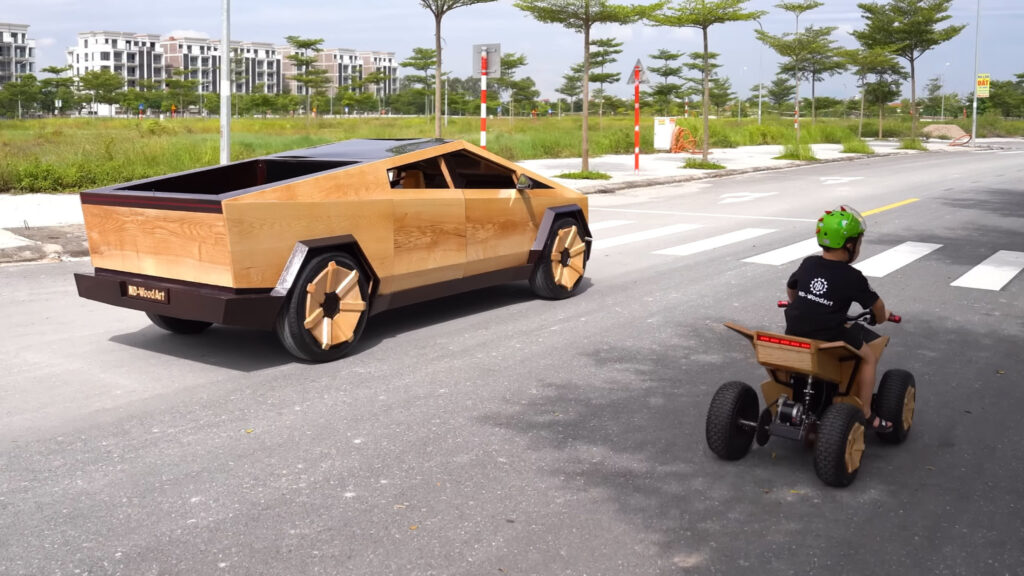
[706,381,758,460]
[875,369,916,444]
[530,217,586,299]
[146,312,212,334]
[276,252,369,362]
[814,403,864,487]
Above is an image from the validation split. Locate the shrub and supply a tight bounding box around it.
[682,158,726,170]
[774,143,817,160]
[841,139,875,154]
[898,138,927,151]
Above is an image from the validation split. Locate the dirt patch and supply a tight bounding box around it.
[922,124,967,140]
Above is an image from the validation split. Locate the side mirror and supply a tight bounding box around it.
[516,174,534,192]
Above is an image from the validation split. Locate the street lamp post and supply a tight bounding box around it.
[940,61,950,119]
[970,0,981,147]
[755,20,764,125]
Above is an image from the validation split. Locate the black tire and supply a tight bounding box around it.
[530,217,586,299]
[706,381,758,460]
[276,252,370,362]
[814,403,864,487]
[875,369,916,444]
[146,312,212,334]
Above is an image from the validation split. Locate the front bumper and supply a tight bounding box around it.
[75,269,285,330]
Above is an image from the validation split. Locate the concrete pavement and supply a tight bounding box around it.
[0,138,1000,264]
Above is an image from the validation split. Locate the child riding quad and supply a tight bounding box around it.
[705,206,916,487]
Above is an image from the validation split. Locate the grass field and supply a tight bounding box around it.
[1,114,1020,193]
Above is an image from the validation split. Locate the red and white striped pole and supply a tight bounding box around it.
[633,64,641,174]
[480,48,488,149]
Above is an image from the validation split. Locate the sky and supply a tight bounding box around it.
[7,0,1023,102]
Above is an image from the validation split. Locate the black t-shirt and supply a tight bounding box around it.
[785,256,879,341]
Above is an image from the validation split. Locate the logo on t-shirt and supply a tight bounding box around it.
[810,277,828,295]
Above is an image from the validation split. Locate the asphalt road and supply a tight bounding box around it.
[2,146,1023,575]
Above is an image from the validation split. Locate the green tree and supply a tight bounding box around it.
[650,0,767,161]
[852,0,965,137]
[514,0,666,172]
[756,0,822,150]
[420,0,498,137]
[491,52,529,119]
[648,48,684,115]
[589,37,623,117]
[0,73,41,118]
[400,47,438,115]
[842,45,904,137]
[39,66,76,116]
[285,35,329,117]
[556,67,583,114]
[777,24,846,123]
[79,69,125,116]
[708,74,734,115]
[765,74,796,110]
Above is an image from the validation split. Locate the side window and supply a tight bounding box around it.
[388,157,449,189]
[441,150,552,189]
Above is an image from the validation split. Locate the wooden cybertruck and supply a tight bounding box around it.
[75,138,592,362]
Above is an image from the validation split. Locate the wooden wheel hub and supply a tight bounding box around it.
[303,261,367,350]
[551,225,586,290]
[845,422,865,474]
[903,386,916,430]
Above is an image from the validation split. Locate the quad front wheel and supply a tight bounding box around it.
[706,381,759,460]
[874,369,916,444]
[276,252,369,362]
[530,217,586,299]
[814,403,864,487]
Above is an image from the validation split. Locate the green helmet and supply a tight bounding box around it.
[816,205,866,248]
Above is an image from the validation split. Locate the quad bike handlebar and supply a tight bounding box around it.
[776,300,901,324]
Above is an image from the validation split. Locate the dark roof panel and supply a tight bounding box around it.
[267,138,450,162]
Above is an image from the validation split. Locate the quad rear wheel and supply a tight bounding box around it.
[874,369,916,444]
[276,252,369,362]
[814,403,864,487]
[706,381,759,460]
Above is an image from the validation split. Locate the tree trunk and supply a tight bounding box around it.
[858,83,865,139]
[909,57,917,138]
[701,27,710,162]
[434,14,443,138]
[811,77,816,125]
[878,102,884,139]
[581,27,591,173]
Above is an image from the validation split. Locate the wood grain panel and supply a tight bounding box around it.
[82,204,233,286]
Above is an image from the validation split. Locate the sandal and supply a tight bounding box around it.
[864,411,894,432]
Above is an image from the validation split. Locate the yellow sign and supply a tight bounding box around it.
[977,74,990,98]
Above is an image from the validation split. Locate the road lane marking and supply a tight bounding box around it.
[821,177,864,185]
[654,228,776,256]
[997,150,1024,155]
[854,242,943,277]
[596,223,702,248]
[951,251,1024,291]
[590,207,814,222]
[862,198,919,216]
[743,237,820,265]
[718,192,777,204]
[588,220,634,231]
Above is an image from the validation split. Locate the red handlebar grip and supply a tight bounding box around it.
[888,313,901,324]
[777,300,789,308]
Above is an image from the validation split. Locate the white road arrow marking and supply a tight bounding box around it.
[820,177,864,185]
[718,192,777,204]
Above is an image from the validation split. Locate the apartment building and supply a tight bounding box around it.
[280,47,364,97]
[0,23,36,88]
[359,50,399,103]
[67,31,165,89]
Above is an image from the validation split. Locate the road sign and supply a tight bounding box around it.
[977,73,990,98]
[627,59,649,85]
[472,44,501,78]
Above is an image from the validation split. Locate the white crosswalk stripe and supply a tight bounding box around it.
[743,237,820,265]
[853,242,943,277]
[654,228,775,257]
[589,219,634,231]
[951,251,1024,291]
[596,223,703,248]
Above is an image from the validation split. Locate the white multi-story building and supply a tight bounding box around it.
[359,50,399,104]
[0,23,36,87]
[67,31,165,89]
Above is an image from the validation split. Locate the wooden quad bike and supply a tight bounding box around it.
[706,304,916,487]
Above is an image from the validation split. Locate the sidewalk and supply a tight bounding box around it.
[0,139,997,264]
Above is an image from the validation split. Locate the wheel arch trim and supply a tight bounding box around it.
[529,205,593,265]
[271,235,380,304]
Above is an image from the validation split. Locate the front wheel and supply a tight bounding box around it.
[276,252,369,362]
[146,312,212,334]
[814,403,864,487]
[875,369,916,444]
[706,381,758,460]
[530,217,586,299]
